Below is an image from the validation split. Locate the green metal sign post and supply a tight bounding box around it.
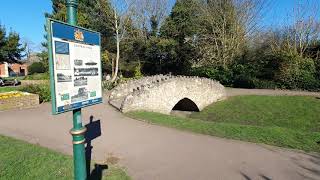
[47,0,102,178]
[66,0,87,180]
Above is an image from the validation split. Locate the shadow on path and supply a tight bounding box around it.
[295,154,320,180]
[240,171,272,180]
[85,115,107,180]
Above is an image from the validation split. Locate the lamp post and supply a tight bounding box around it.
[66,0,87,180]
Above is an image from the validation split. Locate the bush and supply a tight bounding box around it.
[28,62,46,75]
[102,81,115,90]
[134,64,143,78]
[274,53,319,90]
[24,72,50,80]
[189,66,234,86]
[232,64,256,89]
[19,84,51,103]
[185,51,320,91]
[252,79,278,89]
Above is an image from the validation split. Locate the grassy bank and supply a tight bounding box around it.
[191,96,320,132]
[127,96,320,153]
[23,73,49,80]
[0,135,130,180]
[0,87,18,93]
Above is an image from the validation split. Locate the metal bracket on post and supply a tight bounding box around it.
[70,127,87,144]
[71,108,87,180]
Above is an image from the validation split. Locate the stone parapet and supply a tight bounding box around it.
[20,80,49,86]
[109,75,226,114]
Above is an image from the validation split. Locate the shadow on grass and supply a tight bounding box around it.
[88,164,109,180]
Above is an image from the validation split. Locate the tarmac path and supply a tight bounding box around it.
[0,89,319,180]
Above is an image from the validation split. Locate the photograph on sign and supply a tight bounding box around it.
[55,41,71,70]
[48,20,102,114]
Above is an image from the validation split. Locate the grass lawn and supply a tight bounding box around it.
[191,96,320,132]
[0,86,18,93]
[127,96,320,153]
[3,76,25,81]
[23,73,49,80]
[0,135,130,180]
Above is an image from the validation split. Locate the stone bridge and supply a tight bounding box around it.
[109,75,226,114]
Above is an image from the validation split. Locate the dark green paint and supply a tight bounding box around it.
[46,18,57,115]
[71,108,87,180]
[66,0,87,180]
[67,0,78,26]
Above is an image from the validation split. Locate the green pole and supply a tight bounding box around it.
[66,0,87,180]
[66,0,78,25]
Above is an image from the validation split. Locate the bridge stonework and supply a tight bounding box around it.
[109,75,226,114]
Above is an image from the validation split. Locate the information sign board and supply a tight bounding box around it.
[47,19,102,114]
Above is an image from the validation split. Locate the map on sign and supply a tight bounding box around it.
[48,19,102,114]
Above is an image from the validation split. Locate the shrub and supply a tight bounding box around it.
[134,64,143,78]
[103,81,115,90]
[232,64,256,89]
[186,52,320,91]
[233,76,255,89]
[19,84,51,103]
[274,53,319,90]
[253,79,278,89]
[24,72,50,80]
[28,62,46,75]
[189,66,234,86]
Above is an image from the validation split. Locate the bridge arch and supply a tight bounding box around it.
[109,75,226,114]
[172,98,200,112]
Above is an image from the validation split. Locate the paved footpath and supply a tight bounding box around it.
[0,90,319,180]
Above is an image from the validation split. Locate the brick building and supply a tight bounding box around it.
[0,62,28,77]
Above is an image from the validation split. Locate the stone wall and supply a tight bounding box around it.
[20,80,49,86]
[109,75,226,114]
[0,92,39,111]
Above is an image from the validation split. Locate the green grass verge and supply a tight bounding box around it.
[0,87,18,93]
[127,96,320,153]
[0,135,130,180]
[191,96,320,132]
[3,76,25,81]
[23,73,50,80]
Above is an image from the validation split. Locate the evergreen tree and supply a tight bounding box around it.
[0,24,25,63]
[0,25,6,62]
[43,0,116,74]
[161,0,200,41]
[158,0,201,74]
[45,0,115,51]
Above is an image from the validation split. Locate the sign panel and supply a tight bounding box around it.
[47,19,102,114]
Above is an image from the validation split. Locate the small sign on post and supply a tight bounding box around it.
[47,19,102,114]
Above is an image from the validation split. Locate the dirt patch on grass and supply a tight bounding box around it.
[106,153,120,165]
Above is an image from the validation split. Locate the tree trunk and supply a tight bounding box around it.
[111,10,120,82]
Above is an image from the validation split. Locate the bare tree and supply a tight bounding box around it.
[195,0,271,68]
[109,0,170,82]
[111,9,121,82]
[21,38,38,60]
[270,0,320,57]
[110,0,133,82]
[126,0,170,39]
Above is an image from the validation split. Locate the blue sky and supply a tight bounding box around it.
[0,0,308,51]
[0,1,51,51]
